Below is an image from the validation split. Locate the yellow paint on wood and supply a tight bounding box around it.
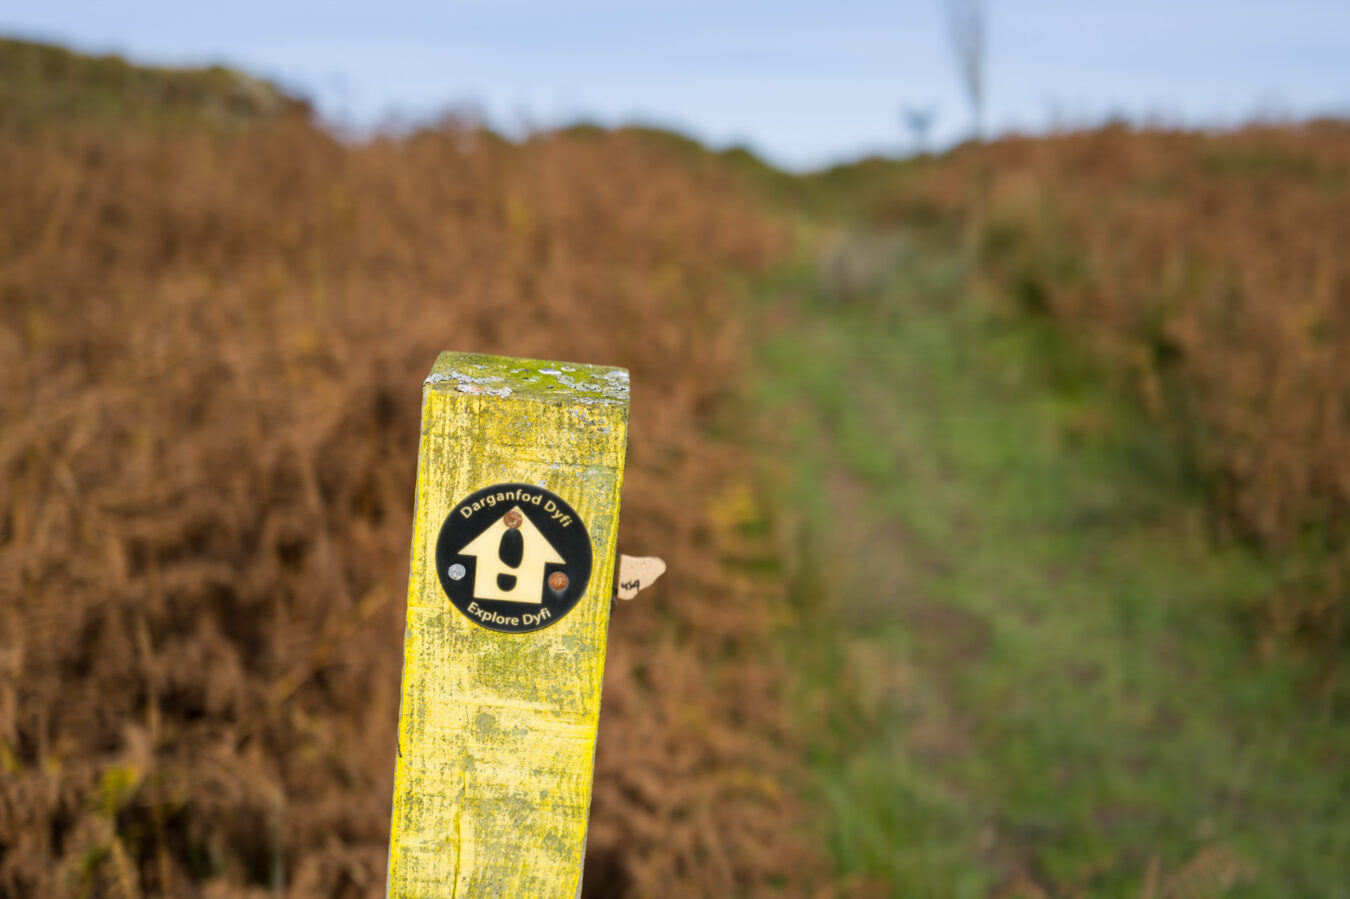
[387,352,629,897]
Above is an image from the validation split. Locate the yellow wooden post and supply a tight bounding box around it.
[387,351,629,897]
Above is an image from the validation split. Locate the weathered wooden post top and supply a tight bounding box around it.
[387,351,630,897]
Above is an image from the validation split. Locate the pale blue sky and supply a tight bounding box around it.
[5,1,1348,169]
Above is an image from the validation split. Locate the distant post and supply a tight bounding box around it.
[387,351,630,897]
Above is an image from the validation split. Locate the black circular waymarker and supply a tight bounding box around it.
[436,483,592,633]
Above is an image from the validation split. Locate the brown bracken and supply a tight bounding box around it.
[0,102,818,898]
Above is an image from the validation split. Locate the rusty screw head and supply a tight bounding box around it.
[503,509,523,529]
[548,571,569,591]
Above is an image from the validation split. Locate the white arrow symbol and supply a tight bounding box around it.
[457,506,565,604]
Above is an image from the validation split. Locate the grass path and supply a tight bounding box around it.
[754,237,1350,898]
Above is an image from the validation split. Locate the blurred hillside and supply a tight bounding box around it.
[896,126,1350,653]
[3,36,1348,899]
[0,37,308,129]
[0,38,810,897]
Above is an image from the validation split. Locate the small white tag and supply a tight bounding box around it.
[616,555,667,600]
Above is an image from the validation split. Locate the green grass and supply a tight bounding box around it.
[755,237,1350,897]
